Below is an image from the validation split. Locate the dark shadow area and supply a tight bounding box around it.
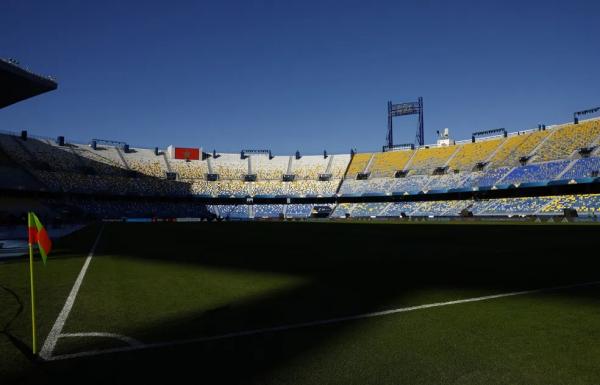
[0,285,36,362]
[0,285,23,331]
[97,221,600,282]
[2,221,597,384]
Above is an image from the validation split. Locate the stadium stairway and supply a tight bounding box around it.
[402,149,418,171]
[161,151,172,173]
[10,135,38,163]
[442,144,463,169]
[423,171,471,191]
[528,128,557,162]
[337,156,354,194]
[482,138,508,169]
[115,146,130,170]
[81,145,126,170]
[286,156,293,175]
[492,166,516,185]
[378,202,394,216]
[533,200,552,216]
[363,153,376,174]
[421,175,434,191]
[325,154,335,175]
[329,202,340,217]
[422,173,442,191]
[458,173,473,188]
[587,131,600,157]
[0,136,49,189]
[206,156,214,174]
[67,145,91,170]
[566,148,582,160]
[563,127,600,160]
[555,158,579,180]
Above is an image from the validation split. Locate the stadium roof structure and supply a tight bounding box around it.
[0,58,57,109]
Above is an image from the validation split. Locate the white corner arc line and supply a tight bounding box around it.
[39,225,105,360]
[45,279,600,362]
[60,332,143,347]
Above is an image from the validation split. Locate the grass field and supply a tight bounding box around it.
[2,221,600,384]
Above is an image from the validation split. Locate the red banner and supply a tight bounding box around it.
[174,147,200,160]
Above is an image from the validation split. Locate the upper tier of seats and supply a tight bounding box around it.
[488,130,548,168]
[534,120,600,162]
[447,137,503,171]
[368,150,413,177]
[345,153,371,178]
[409,145,456,172]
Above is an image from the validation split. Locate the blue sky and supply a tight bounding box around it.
[1,0,599,155]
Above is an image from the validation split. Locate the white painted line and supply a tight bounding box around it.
[45,279,600,361]
[61,332,142,347]
[39,226,104,360]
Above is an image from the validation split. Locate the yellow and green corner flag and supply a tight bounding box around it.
[28,212,52,264]
[27,212,52,355]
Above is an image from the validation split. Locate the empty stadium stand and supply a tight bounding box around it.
[369,150,414,177]
[488,130,548,168]
[409,145,456,172]
[561,156,600,180]
[501,160,571,185]
[345,153,372,179]
[2,116,600,221]
[448,138,503,171]
[534,120,600,162]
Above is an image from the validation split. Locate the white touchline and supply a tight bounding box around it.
[39,225,105,360]
[44,279,600,362]
[60,332,143,347]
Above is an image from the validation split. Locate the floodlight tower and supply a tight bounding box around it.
[386,97,424,150]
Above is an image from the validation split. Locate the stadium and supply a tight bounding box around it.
[2,101,600,221]
[2,3,600,384]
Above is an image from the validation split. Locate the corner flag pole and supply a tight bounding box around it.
[26,211,52,356]
[28,212,38,355]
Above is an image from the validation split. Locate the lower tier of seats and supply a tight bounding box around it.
[330,194,600,218]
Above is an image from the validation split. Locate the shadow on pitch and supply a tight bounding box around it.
[13,221,600,384]
[0,284,36,362]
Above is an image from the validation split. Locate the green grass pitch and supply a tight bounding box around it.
[1,221,600,384]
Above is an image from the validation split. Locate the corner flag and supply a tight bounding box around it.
[28,212,52,264]
[27,211,52,355]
